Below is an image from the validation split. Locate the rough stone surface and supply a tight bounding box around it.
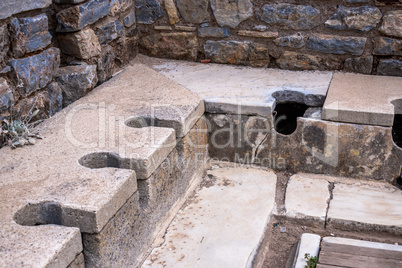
[109,0,133,16]
[325,6,382,32]
[13,84,62,120]
[55,65,98,107]
[9,14,52,57]
[95,20,124,45]
[284,175,330,221]
[46,82,63,117]
[0,78,13,113]
[176,0,210,24]
[207,113,402,180]
[274,33,306,48]
[198,27,230,38]
[0,0,52,20]
[377,59,402,77]
[238,30,278,38]
[175,26,196,32]
[97,46,116,84]
[277,51,342,71]
[211,0,253,28]
[8,48,60,97]
[323,72,402,126]
[154,25,173,31]
[344,56,373,74]
[0,26,9,52]
[124,11,136,27]
[55,0,86,3]
[145,55,332,116]
[8,19,27,58]
[67,253,85,268]
[259,4,320,30]
[58,29,101,59]
[327,182,402,234]
[143,167,277,267]
[56,0,109,32]
[140,33,198,61]
[135,0,163,24]
[379,10,402,38]
[204,40,269,67]
[307,34,367,55]
[373,37,402,56]
[165,0,179,25]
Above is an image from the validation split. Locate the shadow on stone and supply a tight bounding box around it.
[273,102,309,135]
[79,152,121,169]
[392,99,402,148]
[14,202,63,226]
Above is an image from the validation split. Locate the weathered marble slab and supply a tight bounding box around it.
[143,167,277,267]
[0,63,204,267]
[323,73,402,126]
[140,55,333,116]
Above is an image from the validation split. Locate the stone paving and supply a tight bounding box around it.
[143,167,277,267]
[144,168,402,267]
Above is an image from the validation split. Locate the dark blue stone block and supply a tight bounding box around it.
[96,20,124,45]
[307,35,366,55]
[56,0,109,32]
[135,0,163,24]
[0,79,13,113]
[198,27,230,38]
[46,82,63,116]
[377,59,402,77]
[8,48,60,97]
[9,14,52,56]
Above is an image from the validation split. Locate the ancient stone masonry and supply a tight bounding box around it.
[1,0,401,120]
[0,0,138,121]
[135,0,402,77]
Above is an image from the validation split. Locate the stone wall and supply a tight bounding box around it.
[1,0,401,122]
[0,0,138,121]
[137,0,401,76]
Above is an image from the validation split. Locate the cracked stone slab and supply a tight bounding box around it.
[323,72,402,126]
[138,55,333,116]
[327,182,402,234]
[142,167,277,267]
[0,63,203,267]
[284,174,330,221]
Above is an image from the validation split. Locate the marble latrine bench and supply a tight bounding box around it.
[144,56,402,183]
[0,63,207,267]
[1,55,402,268]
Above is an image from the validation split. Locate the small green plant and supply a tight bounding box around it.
[304,253,318,268]
[0,108,42,149]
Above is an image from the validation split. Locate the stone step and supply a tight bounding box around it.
[0,63,204,267]
[323,73,402,126]
[280,174,402,235]
[137,55,333,117]
[142,167,277,268]
[327,182,402,234]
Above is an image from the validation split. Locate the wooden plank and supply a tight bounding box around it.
[319,251,402,268]
[321,238,402,260]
